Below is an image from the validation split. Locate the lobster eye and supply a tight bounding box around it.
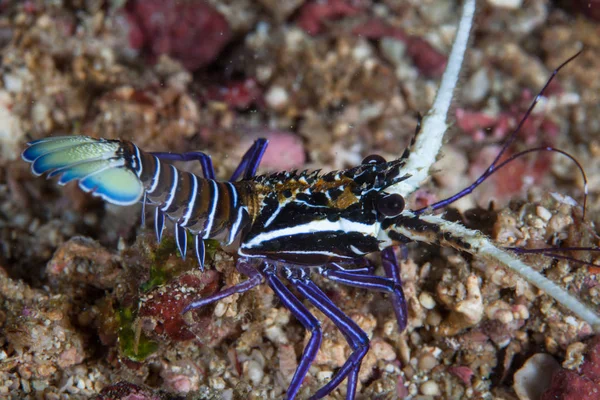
[377,193,405,217]
[362,154,386,165]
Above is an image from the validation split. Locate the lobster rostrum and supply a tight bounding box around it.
[21,0,600,398]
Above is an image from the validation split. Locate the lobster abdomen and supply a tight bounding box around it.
[22,136,252,246]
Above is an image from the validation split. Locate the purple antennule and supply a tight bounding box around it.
[507,246,600,268]
[415,51,587,217]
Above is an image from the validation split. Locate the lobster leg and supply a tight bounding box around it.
[289,275,369,400]
[264,268,322,400]
[329,260,374,275]
[323,262,408,332]
[182,259,263,313]
[230,138,268,180]
[152,151,216,179]
[151,138,268,181]
[175,224,187,260]
[381,248,408,331]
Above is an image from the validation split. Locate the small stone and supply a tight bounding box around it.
[371,339,396,362]
[213,302,227,318]
[208,376,226,390]
[380,37,406,67]
[563,342,586,370]
[420,381,441,396]
[419,292,436,310]
[3,73,23,92]
[265,85,289,111]
[449,366,474,385]
[463,67,490,104]
[426,310,442,326]
[487,0,523,9]
[418,354,438,371]
[245,360,264,386]
[317,370,333,381]
[536,206,552,222]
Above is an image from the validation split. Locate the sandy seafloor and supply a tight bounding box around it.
[1,0,600,399]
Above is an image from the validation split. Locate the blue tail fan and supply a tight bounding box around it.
[22,135,144,206]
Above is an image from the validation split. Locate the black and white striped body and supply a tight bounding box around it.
[239,160,411,265]
[22,136,414,268]
[119,142,256,259]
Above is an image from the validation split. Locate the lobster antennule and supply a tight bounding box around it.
[21,135,145,206]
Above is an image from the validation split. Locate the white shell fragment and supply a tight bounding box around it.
[513,353,561,400]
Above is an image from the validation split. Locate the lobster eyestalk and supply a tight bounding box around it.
[380,211,600,331]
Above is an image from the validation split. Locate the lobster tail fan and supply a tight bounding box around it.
[22,135,144,206]
[21,135,97,163]
[78,166,143,205]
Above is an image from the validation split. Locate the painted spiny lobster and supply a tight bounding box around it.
[21,0,600,398]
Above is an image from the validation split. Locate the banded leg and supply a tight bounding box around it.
[182,259,263,313]
[264,268,322,400]
[288,275,369,400]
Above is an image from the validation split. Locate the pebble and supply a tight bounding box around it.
[213,302,227,318]
[455,275,484,325]
[487,0,523,9]
[426,310,442,326]
[208,376,226,391]
[371,339,396,361]
[462,67,490,104]
[419,292,436,310]
[418,354,438,371]
[536,206,552,222]
[3,73,23,92]
[317,370,333,381]
[420,381,441,396]
[245,360,264,386]
[265,85,289,111]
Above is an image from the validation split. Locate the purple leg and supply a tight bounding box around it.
[263,268,322,400]
[288,275,369,400]
[329,260,374,275]
[324,250,408,332]
[152,151,216,179]
[151,138,268,181]
[381,248,408,331]
[229,138,268,180]
[182,259,263,313]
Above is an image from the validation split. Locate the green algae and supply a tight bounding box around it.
[140,234,218,293]
[117,306,158,362]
